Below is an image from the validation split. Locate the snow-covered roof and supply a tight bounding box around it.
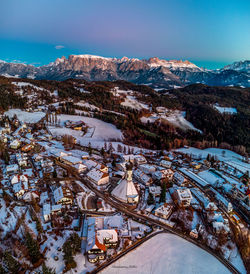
[83,159,98,170]
[97,229,118,244]
[6,164,19,173]
[11,174,28,185]
[61,155,82,165]
[176,188,192,201]
[111,172,138,203]
[155,204,173,216]
[43,203,51,216]
[179,168,209,187]
[51,204,62,212]
[173,172,185,184]
[87,168,109,183]
[53,187,64,203]
[104,215,123,229]
[134,169,151,184]
[122,154,147,164]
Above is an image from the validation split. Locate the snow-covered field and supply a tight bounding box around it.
[76,101,99,111]
[101,233,230,274]
[162,111,202,132]
[12,81,44,91]
[48,114,152,153]
[214,105,237,115]
[121,95,149,110]
[176,147,245,162]
[50,114,123,142]
[4,109,45,124]
[141,111,202,132]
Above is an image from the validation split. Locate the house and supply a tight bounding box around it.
[6,164,19,174]
[95,163,108,173]
[83,159,99,170]
[155,204,173,219]
[60,155,82,166]
[209,213,230,234]
[81,151,89,159]
[138,164,156,174]
[13,180,29,199]
[40,191,49,205]
[86,217,118,263]
[21,144,34,152]
[190,228,199,239]
[10,139,21,149]
[51,204,62,214]
[208,187,233,213]
[0,134,8,143]
[16,153,28,167]
[121,154,147,165]
[11,174,28,185]
[51,149,70,159]
[133,169,152,186]
[43,203,51,222]
[87,168,109,185]
[173,172,185,186]
[174,188,192,207]
[152,168,173,181]
[96,229,118,248]
[22,191,39,202]
[111,162,139,204]
[74,163,87,174]
[160,160,172,168]
[191,162,202,170]
[53,186,73,205]
[149,186,161,198]
[191,188,218,211]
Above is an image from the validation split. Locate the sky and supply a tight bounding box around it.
[0,0,249,69]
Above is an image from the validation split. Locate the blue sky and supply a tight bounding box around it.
[0,0,249,69]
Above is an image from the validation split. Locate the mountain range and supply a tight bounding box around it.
[0,55,249,88]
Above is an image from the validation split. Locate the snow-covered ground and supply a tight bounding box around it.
[141,110,202,132]
[50,114,123,142]
[5,109,45,124]
[40,230,92,274]
[214,105,237,115]
[121,95,149,110]
[76,101,100,111]
[163,111,202,132]
[101,233,231,274]
[12,81,44,91]
[48,114,152,153]
[175,147,246,163]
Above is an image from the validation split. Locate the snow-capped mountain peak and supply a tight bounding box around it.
[223,60,250,73]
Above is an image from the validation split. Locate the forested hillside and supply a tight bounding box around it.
[0,76,249,153]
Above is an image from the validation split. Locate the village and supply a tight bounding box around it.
[0,107,249,274]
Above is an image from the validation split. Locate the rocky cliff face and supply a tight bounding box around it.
[0,55,249,88]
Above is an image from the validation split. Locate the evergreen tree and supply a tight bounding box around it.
[3,252,20,273]
[147,192,155,205]
[53,169,57,178]
[0,264,7,274]
[160,182,166,203]
[62,233,81,271]
[25,232,42,264]
[42,263,56,274]
[112,158,116,167]
[88,142,93,156]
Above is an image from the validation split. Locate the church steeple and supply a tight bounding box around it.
[126,159,133,181]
